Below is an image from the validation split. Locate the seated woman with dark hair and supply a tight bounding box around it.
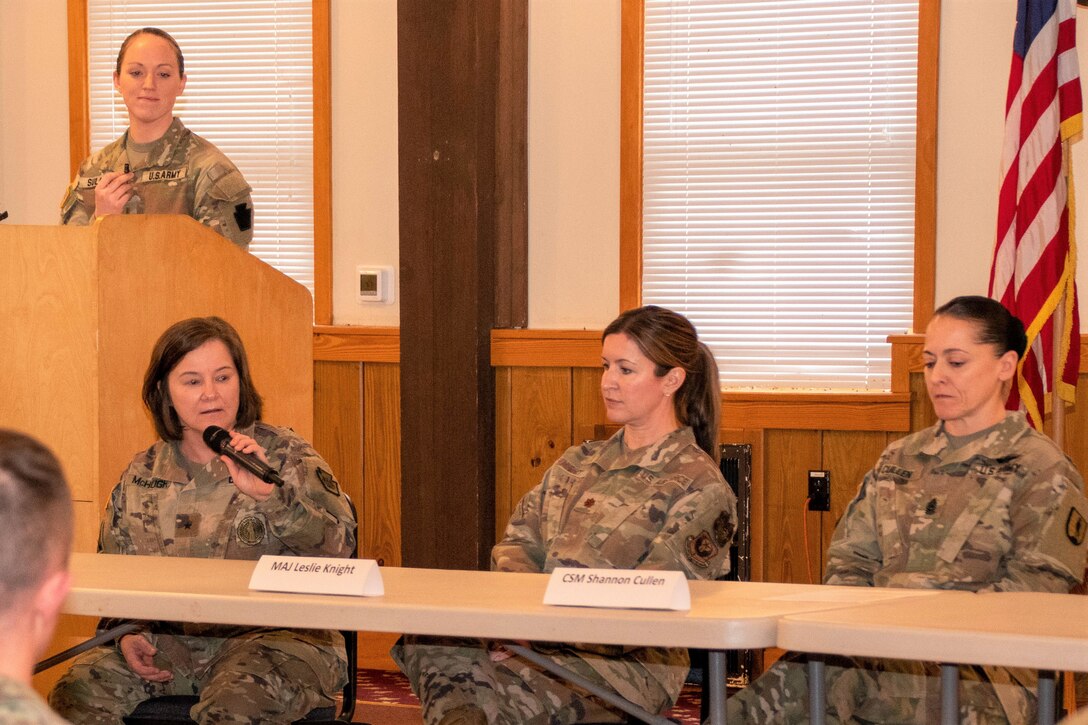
[726,295,1088,724]
[395,305,738,725]
[50,316,356,725]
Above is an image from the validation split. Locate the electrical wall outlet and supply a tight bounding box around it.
[807,470,830,511]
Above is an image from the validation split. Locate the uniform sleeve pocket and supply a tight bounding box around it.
[207,167,252,203]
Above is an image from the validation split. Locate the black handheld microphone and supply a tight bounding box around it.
[202,425,284,486]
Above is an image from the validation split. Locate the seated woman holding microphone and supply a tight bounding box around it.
[50,317,356,724]
[727,296,1088,724]
[395,305,738,725]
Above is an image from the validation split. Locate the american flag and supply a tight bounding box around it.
[989,0,1082,430]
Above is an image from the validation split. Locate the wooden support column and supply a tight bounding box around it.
[398,0,527,570]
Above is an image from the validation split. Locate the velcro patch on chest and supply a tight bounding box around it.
[175,513,202,538]
[685,530,718,568]
[878,464,914,484]
[969,461,1021,479]
[236,514,267,546]
[139,168,187,183]
[130,475,170,489]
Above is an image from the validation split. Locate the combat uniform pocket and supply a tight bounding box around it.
[873,477,906,562]
[935,475,1012,585]
[580,483,664,565]
[206,166,252,203]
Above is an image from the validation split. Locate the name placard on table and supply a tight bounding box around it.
[544,567,690,611]
[249,555,384,597]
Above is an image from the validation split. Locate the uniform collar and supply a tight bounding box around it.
[913,411,1029,463]
[590,426,699,472]
[121,117,187,168]
[152,422,258,485]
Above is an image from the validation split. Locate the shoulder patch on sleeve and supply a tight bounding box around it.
[685,530,718,568]
[1039,488,1088,578]
[1067,508,1087,545]
[713,510,735,547]
[234,202,253,231]
[315,467,340,496]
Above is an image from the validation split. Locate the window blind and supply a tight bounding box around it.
[87,0,315,291]
[642,0,918,390]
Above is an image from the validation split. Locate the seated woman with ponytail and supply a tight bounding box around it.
[394,305,738,725]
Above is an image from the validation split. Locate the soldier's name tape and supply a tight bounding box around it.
[79,167,188,189]
[544,567,690,611]
[249,555,383,597]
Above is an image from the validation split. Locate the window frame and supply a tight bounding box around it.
[619,0,940,335]
[65,0,334,324]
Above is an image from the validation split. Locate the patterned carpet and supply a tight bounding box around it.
[354,669,703,724]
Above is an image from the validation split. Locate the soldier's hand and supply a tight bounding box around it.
[93,170,135,217]
[221,430,275,502]
[120,633,173,683]
[487,640,531,662]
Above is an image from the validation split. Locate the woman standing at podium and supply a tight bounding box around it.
[49,316,356,724]
[60,28,254,249]
[395,305,738,725]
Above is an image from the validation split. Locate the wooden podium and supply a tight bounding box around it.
[0,215,314,550]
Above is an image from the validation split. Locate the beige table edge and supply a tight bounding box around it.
[65,553,931,651]
[777,590,1088,672]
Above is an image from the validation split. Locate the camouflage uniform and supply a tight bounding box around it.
[60,117,253,249]
[49,423,356,725]
[395,426,738,725]
[728,412,1088,724]
[0,676,70,724]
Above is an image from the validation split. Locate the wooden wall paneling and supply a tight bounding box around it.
[312,362,364,522]
[364,364,402,568]
[763,430,822,584]
[495,367,514,543]
[491,329,602,367]
[1058,372,1088,476]
[722,393,910,433]
[361,363,402,671]
[504,368,572,527]
[819,431,890,580]
[572,366,607,445]
[313,326,400,363]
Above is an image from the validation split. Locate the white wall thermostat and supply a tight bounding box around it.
[357,265,395,304]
